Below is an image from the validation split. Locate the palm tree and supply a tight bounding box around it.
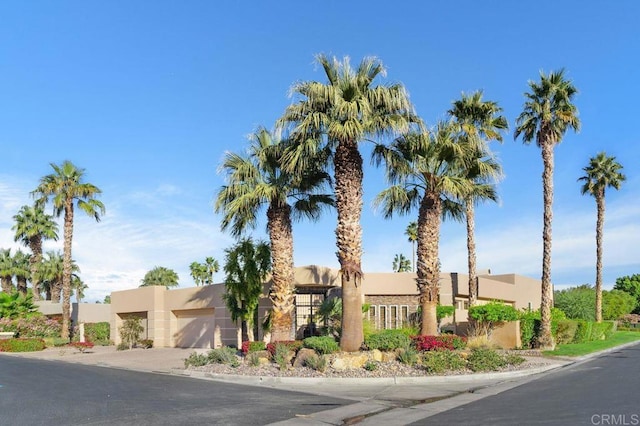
[392,253,412,272]
[405,221,418,272]
[13,250,31,296]
[32,160,105,339]
[12,204,59,300]
[448,91,507,307]
[140,266,179,289]
[372,121,471,335]
[40,251,80,302]
[578,152,625,322]
[72,275,88,303]
[515,69,580,349]
[0,249,15,294]
[215,126,332,342]
[222,238,271,343]
[279,55,418,351]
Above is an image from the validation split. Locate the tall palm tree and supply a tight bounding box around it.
[579,152,625,322]
[40,250,79,302]
[140,266,179,289]
[449,91,507,307]
[71,275,88,303]
[32,161,105,339]
[216,127,332,342]
[0,249,15,294]
[13,250,31,296]
[279,55,419,351]
[372,121,471,335]
[222,238,271,343]
[515,69,580,349]
[12,204,59,300]
[392,253,412,272]
[405,221,418,272]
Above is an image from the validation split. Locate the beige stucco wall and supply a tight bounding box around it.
[108,266,542,349]
[36,301,111,324]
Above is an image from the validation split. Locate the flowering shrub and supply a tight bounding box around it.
[266,340,303,357]
[0,338,46,352]
[0,315,62,338]
[412,335,467,351]
[241,340,266,355]
[71,341,94,353]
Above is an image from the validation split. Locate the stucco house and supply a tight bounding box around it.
[108,265,542,349]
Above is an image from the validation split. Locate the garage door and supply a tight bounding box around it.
[173,308,215,348]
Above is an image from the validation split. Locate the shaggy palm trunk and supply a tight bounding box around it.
[0,277,13,293]
[29,237,43,301]
[466,199,478,307]
[51,282,61,302]
[595,191,605,323]
[61,202,75,340]
[16,277,28,296]
[417,192,441,336]
[538,140,556,350]
[267,204,296,342]
[335,140,364,352]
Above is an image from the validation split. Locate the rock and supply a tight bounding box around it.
[331,352,369,370]
[293,348,317,368]
[371,349,383,362]
[382,351,398,363]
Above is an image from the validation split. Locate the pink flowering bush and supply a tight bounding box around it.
[0,315,62,338]
[412,334,467,351]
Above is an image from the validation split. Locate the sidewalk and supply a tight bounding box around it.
[1,344,574,425]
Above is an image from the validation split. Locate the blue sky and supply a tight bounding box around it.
[1,1,638,303]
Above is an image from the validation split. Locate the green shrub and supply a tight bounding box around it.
[422,350,467,374]
[467,348,506,372]
[303,336,339,355]
[43,337,69,347]
[363,361,378,371]
[397,346,419,366]
[573,320,593,343]
[0,338,46,352]
[184,352,209,368]
[590,321,615,340]
[246,352,261,367]
[119,317,144,350]
[304,354,328,372]
[365,329,411,351]
[555,320,579,344]
[469,302,519,338]
[273,342,291,370]
[503,353,526,366]
[116,342,129,351]
[138,339,153,349]
[207,347,239,367]
[0,316,62,339]
[84,322,110,345]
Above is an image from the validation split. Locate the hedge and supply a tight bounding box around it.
[303,336,340,355]
[84,322,110,345]
[364,329,411,351]
[0,338,46,352]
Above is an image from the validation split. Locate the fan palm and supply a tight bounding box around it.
[448,91,507,307]
[392,253,412,273]
[13,250,31,296]
[140,266,179,289]
[515,69,580,349]
[579,152,625,322]
[215,126,332,342]
[372,121,472,335]
[0,249,15,294]
[405,221,418,272]
[40,251,80,303]
[279,55,419,351]
[12,204,59,300]
[32,161,105,339]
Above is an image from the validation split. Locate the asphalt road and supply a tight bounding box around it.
[0,357,348,426]
[413,342,640,426]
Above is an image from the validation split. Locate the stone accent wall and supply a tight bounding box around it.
[365,295,418,309]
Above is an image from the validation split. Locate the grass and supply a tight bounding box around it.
[543,331,640,357]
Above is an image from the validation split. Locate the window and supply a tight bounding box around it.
[389,306,398,329]
[369,305,377,328]
[400,305,409,327]
[379,306,387,329]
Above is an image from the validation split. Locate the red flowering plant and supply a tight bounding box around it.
[70,341,94,353]
[411,335,467,351]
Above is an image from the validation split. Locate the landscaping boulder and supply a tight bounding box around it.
[293,348,317,368]
[331,352,369,370]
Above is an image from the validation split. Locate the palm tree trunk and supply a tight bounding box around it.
[412,241,416,273]
[17,278,28,296]
[1,277,12,293]
[538,141,556,350]
[61,202,74,340]
[417,192,441,336]
[29,237,42,301]
[595,192,605,323]
[267,204,296,342]
[335,140,364,352]
[51,281,61,302]
[466,199,478,307]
